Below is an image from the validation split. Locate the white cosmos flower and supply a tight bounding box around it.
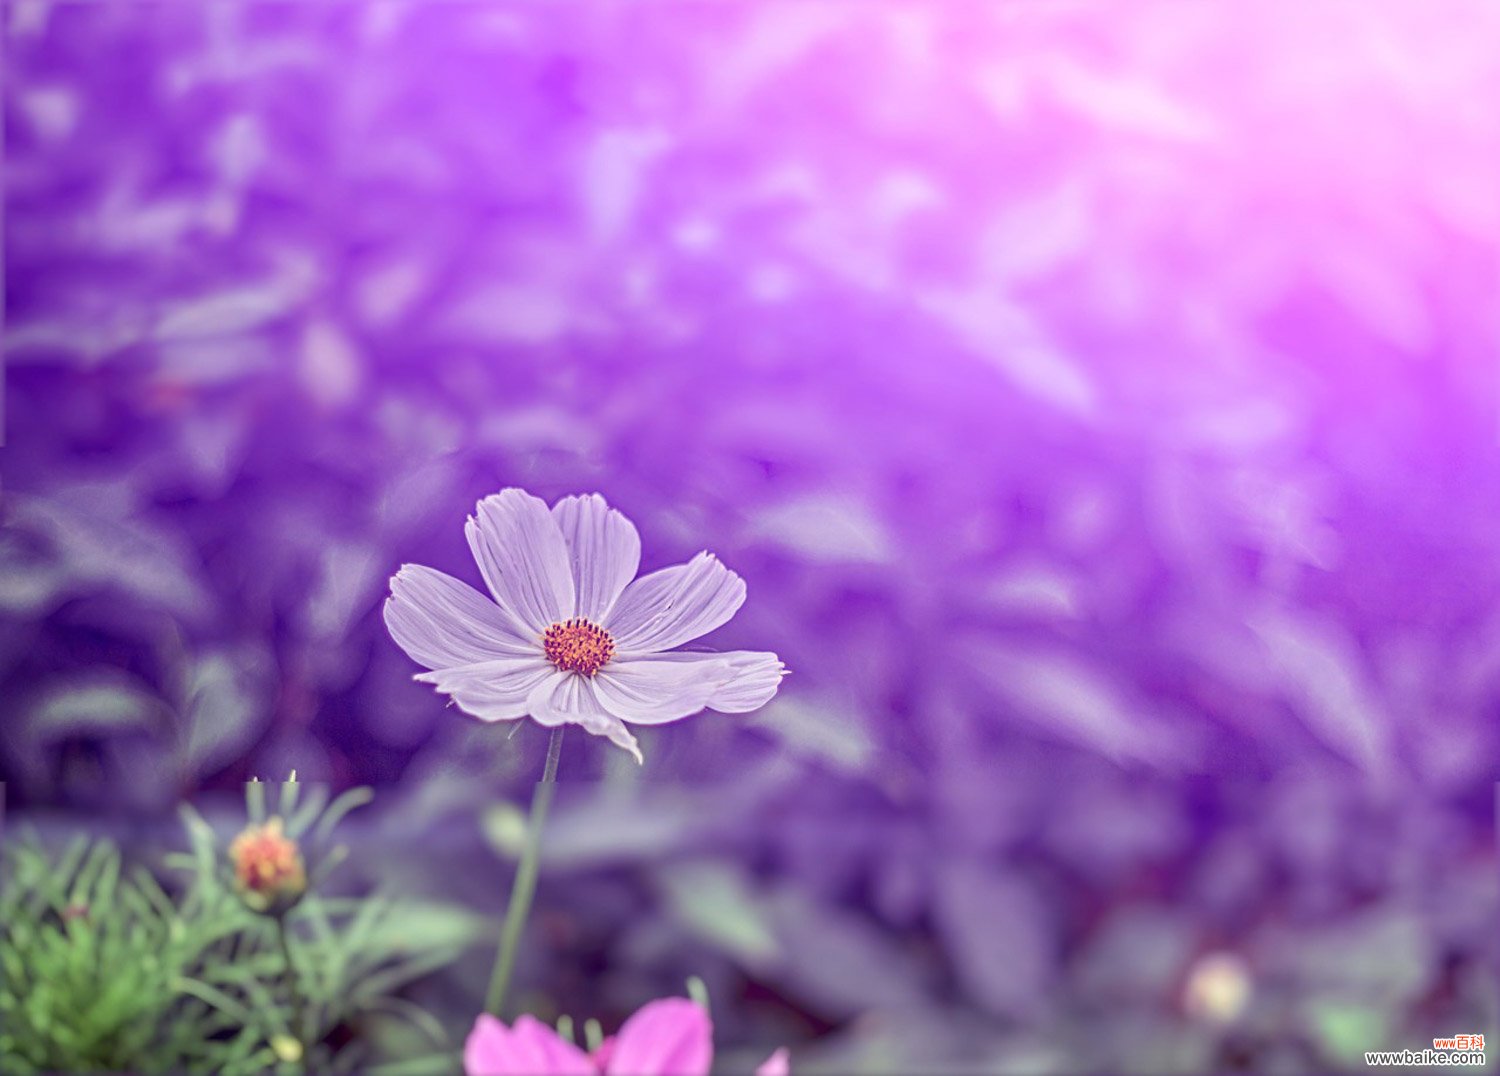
[385,489,787,763]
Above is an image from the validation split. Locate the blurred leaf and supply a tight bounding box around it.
[1073,906,1194,1002]
[482,803,529,860]
[765,889,930,1017]
[30,676,163,737]
[442,283,570,344]
[285,783,331,840]
[313,788,375,847]
[180,647,271,777]
[1307,999,1391,1065]
[745,494,894,564]
[0,525,65,616]
[962,641,1191,767]
[359,997,449,1049]
[1246,609,1391,775]
[153,271,308,341]
[968,563,1080,620]
[9,490,210,621]
[246,779,267,825]
[934,860,1056,1019]
[378,458,463,536]
[351,899,489,956]
[307,541,385,642]
[747,693,875,774]
[920,289,1095,415]
[658,862,780,968]
[1272,908,1435,1008]
[364,1053,462,1076]
[529,791,706,868]
[1042,57,1216,139]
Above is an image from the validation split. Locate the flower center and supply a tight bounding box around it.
[543,618,615,677]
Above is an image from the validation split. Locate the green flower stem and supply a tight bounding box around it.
[485,725,565,1017]
[275,915,306,1066]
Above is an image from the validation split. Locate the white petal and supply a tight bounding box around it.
[648,650,788,713]
[551,493,641,622]
[415,657,556,721]
[384,564,535,670]
[605,552,746,654]
[593,656,729,725]
[466,489,576,634]
[526,671,643,763]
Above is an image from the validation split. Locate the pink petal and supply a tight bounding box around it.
[414,656,556,722]
[552,494,641,622]
[642,651,787,713]
[605,552,746,655]
[755,1048,791,1076]
[526,671,644,763]
[511,1016,597,1076]
[466,489,576,634]
[464,1014,512,1075]
[463,1014,594,1076]
[606,998,713,1076]
[385,564,534,669]
[591,656,729,726]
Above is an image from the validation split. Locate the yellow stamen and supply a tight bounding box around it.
[543,618,615,677]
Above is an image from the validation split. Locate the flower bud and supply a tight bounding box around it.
[1183,951,1252,1025]
[230,817,306,916]
[271,1034,303,1064]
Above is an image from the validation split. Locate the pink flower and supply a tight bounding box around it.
[385,489,786,763]
[464,998,787,1076]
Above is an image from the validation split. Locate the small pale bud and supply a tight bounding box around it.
[1183,951,1252,1025]
[271,1034,304,1063]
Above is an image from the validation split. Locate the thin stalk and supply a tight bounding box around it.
[485,725,565,1017]
[276,915,307,1066]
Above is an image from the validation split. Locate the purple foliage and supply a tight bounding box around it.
[3,2,1497,1071]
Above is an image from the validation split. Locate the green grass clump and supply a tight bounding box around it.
[0,834,268,1074]
[1,777,467,1075]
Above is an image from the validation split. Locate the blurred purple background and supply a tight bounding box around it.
[4,2,1498,1071]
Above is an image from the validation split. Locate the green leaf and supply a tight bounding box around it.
[363,1052,462,1076]
[3,833,255,1074]
[285,783,330,840]
[1309,999,1390,1063]
[482,802,529,859]
[180,648,271,778]
[347,950,455,1007]
[658,862,780,967]
[747,693,875,774]
[686,976,711,1017]
[313,787,374,846]
[360,997,449,1048]
[174,976,265,1035]
[280,772,302,820]
[306,844,350,891]
[353,899,488,955]
[175,802,219,883]
[30,679,162,738]
[247,778,267,824]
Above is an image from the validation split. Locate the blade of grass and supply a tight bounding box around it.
[313,788,374,846]
[360,995,449,1047]
[279,772,301,821]
[285,783,330,840]
[362,1052,463,1076]
[174,976,264,1034]
[246,778,266,825]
